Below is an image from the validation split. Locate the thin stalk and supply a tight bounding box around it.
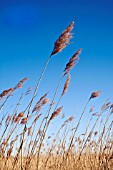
[24,55,51,115]
[65,98,91,159]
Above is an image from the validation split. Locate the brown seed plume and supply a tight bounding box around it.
[101,101,111,110]
[49,107,63,122]
[14,116,21,123]
[90,91,101,99]
[17,112,25,118]
[63,48,82,76]
[33,113,42,124]
[39,93,48,102]
[51,21,74,56]
[32,93,49,113]
[14,77,28,89]
[28,126,32,136]
[0,88,14,99]
[70,48,82,61]
[62,74,71,96]
[90,106,95,112]
[62,116,75,127]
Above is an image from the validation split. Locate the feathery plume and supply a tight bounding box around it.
[33,113,42,124]
[0,88,14,99]
[62,116,75,127]
[90,91,101,99]
[101,101,110,110]
[49,107,63,122]
[28,126,32,136]
[63,48,82,76]
[17,112,25,118]
[51,21,74,56]
[14,77,28,89]
[14,116,21,123]
[32,93,49,113]
[90,106,95,112]
[62,74,71,96]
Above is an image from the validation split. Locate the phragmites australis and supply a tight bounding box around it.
[28,126,32,136]
[33,113,42,124]
[14,116,21,123]
[17,111,25,118]
[13,112,25,123]
[25,87,33,96]
[32,93,49,113]
[51,21,74,56]
[90,106,95,112]
[90,91,101,100]
[62,74,71,96]
[49,107,63,122]
[14,77,28,89]
[0,88,14,99]
[101,102,111,110]
[63,48,82,76]
[20,117,29,124]
[62,116,75,127]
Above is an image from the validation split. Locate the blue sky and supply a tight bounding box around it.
[0,0,113,133]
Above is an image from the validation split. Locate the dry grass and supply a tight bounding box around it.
[0,21,113,170]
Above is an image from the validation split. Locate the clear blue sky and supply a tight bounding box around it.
[0,0,113,133]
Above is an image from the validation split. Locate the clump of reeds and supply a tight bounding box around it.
[0,21,112,170]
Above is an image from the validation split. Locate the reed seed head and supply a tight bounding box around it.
[14,77,28,89]
[62,74,71,96]
[49,107,63,122]
[32,93,49,113]
[18,111,25,117]
[0,88,14,98]
[63,48,82,76]
[90,91,101,99]
[51,21,74,56]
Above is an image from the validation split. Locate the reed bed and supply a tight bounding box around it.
[0,22,113,170]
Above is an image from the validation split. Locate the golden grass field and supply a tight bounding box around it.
[0,22,113,170]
